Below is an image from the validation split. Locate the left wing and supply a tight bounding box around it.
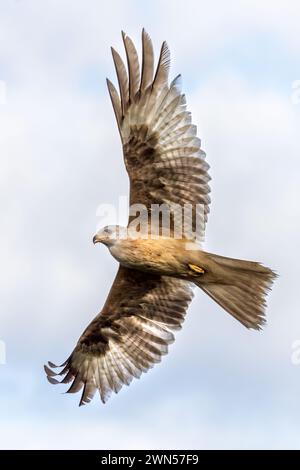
[107,29,211,240]
[45,266,193,405]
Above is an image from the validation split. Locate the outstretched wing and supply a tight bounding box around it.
[45,267,193,405]
[107,29,211,240]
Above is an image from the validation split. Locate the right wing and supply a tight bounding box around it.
[45,266,193,405]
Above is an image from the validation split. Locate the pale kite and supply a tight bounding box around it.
[45,30,276,405]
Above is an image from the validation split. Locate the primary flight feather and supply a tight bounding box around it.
[45,29,276,406]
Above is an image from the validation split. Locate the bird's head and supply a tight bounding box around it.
[93,225,127,247]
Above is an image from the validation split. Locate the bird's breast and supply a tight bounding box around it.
[109,238,185,275]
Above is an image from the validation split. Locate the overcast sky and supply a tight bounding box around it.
[0,0,300,450]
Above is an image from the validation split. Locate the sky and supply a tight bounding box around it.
[0,0,300,450]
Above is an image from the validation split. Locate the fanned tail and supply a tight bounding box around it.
[195,252,277,330]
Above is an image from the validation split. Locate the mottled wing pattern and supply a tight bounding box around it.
[45,267,193,405]
[107,29,211,240]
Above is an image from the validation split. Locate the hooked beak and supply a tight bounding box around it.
[93,234,102,245]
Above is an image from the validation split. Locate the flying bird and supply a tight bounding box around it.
[45,30,276,405]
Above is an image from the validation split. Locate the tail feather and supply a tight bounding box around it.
[195,253,277,330]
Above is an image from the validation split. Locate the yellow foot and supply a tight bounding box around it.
[188,263,205,274]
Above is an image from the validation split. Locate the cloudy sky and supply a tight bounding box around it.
[0,0,300,450]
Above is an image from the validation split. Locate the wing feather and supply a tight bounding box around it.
[122,31,140,103]
[140,28,154,92]
[106,78,122,135]
[111,47,129,118]
[152,41,170,94]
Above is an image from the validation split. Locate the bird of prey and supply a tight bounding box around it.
[45,30,276,405]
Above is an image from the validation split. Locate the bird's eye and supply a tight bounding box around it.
[103,227,110,234]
